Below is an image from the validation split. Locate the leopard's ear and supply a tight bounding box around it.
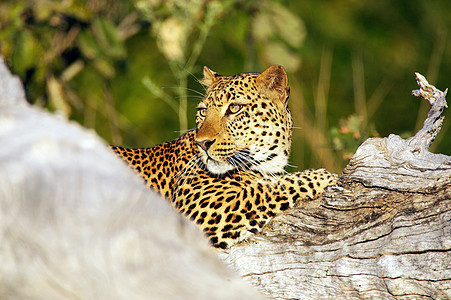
[257,65,289,105]
[200,66,221,87]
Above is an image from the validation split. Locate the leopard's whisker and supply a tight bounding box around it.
[233,147,289,175]
[229,155,252,177]
[234,152,272,180]
[227,157,243,179]
[173,156,201,199]
[173,155,199,186]
[174,127,198,134]
[234,152,285,184]
[162,86,205,98]
[285,162,297,169]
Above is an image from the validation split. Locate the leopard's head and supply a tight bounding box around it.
[195,65,293,176]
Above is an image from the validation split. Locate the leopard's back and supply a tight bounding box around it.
[111,66,337,248]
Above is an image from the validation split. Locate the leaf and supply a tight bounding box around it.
[92,18,126,59]
[78,30,99,59]
[262,42,301,72]
[11,31,42,78]
[252,9,274,43]
[78,19,126,62]
[92,58,116,78]
[156,17,186,61]
[252,2,306,48]
[269,2,306,48]
[47,76,71,117]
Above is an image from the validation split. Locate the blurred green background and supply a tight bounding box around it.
[1,0,449,173]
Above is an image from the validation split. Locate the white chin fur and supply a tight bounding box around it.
[201,155,287,175]
[204,158,235,175]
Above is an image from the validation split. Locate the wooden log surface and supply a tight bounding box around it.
[221,73,451,299]
[0,54,450,299]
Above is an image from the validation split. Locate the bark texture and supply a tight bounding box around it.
[221,73,451,299]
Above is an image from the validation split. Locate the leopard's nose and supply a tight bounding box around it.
[196,139,215,152]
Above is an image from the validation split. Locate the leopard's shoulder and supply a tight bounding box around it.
[110,66,338,248]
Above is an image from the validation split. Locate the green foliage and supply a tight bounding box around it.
[1,0,450,173]
[330,115,380,161]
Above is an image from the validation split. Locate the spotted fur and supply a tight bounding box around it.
[111,65,337,249]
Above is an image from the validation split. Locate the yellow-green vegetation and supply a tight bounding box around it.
[1,0,449,173]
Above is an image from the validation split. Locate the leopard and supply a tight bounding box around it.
[110,65,337,249]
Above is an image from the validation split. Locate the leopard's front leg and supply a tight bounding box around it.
[210,169,338,248]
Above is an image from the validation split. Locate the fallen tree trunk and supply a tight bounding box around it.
[221,74,451,299]
[0,54,449,299]
[0,57,263,299]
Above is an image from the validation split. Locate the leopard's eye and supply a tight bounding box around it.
[198,108,207,117]
[226,104,243,115]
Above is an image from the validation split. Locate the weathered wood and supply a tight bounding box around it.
[220,73,451,299]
